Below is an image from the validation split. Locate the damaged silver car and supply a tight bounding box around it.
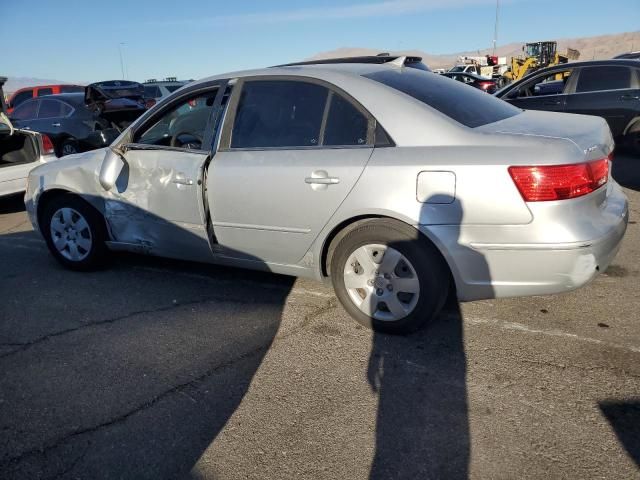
[25,57,628,333]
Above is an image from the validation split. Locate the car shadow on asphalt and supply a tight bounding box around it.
[367,199,492,479]
[0,192,26,214]
[0,196,298,479]
[599,400,640,467]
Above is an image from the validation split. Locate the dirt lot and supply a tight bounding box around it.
[0,154,639,480]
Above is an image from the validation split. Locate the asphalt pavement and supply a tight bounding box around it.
[0,153,639,479]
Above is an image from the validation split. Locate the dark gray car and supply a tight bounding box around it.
[10,83,147,157]
[496,60,640,153]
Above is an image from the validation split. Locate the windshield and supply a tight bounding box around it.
[526,44,541,57]
[364,68,521,128]
[449,66,465,72]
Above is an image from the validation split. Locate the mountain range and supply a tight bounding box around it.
[310,31,640,69]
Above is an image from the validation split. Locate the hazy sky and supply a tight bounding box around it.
[2,0,639,82]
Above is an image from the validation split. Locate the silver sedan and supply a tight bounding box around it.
[24,58,628,333]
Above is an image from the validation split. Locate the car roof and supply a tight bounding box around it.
[193,62,410,87]
[26,92,86,106]
[531,59,640,73]
[10,84,81,95]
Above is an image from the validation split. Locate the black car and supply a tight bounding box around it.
[442,71,498,94]
[9,81,146,157]
[613,52,640,60]
[496,59,640,153]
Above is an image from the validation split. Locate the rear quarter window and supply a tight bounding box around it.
[364,68,521,128]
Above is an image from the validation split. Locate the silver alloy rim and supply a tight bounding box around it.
[343,244,420,321]
[50,207,92,261]
[62,144,77,156]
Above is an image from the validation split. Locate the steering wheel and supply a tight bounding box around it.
[170,131,203,149]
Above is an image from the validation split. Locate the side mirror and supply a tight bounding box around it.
[99,148,126,191]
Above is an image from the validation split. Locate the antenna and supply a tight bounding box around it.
[492,0,500,56]
[118,43,127,80]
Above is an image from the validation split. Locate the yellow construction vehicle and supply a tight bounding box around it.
[503,41,580,83]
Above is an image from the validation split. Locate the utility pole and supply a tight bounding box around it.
[492,0,500,56]
[118,43,127,80]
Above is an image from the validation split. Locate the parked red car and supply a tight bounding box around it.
[6,84,84,113]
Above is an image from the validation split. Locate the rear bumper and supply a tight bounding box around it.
[422,184,629,301]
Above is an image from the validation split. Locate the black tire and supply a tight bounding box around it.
[60,139,79,157]
[624,130,640,157]
[41,194,108,271]
[329,219,449,334]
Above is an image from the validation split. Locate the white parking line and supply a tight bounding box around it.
[464,315,640,353]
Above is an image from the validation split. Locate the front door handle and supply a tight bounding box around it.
[172,173,194,186]
[619,94,640,101]
[51,123,61,127]
[542,100,562,106]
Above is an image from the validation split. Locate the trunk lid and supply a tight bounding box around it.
[477,110,615,161]
[85,80,147,130]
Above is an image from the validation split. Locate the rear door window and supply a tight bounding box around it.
[38,99,70,118]
[37,88,53,97]
[576,66,632,93]
[231,80,328,148]
[365,68,520,128]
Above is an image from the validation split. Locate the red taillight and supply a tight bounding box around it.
[508,155,610,202]
[41,134,55,156]
[478,81,493,89]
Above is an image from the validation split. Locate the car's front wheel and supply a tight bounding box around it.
[330,219,449,334]
[41,195,108,271]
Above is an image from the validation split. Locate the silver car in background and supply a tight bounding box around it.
[24,56,628,333]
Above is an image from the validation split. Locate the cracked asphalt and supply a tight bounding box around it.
[0,153,639,479]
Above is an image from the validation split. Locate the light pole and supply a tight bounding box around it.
[492,0,500,56]
[118,43,127,80]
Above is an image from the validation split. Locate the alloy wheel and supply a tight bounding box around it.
[50,207,93,261]
[343,244,420,321]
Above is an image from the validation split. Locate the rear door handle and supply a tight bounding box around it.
[51,123,61,127]
[542,100,562,106]
[619,94,639,101]
[305,177,340,185]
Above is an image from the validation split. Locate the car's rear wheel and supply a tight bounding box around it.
[42,195,108,271]
[624,130,640,156]
[329,219,449,334]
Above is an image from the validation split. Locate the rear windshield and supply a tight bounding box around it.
[364,68,521,128]
[165,85,183,93]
